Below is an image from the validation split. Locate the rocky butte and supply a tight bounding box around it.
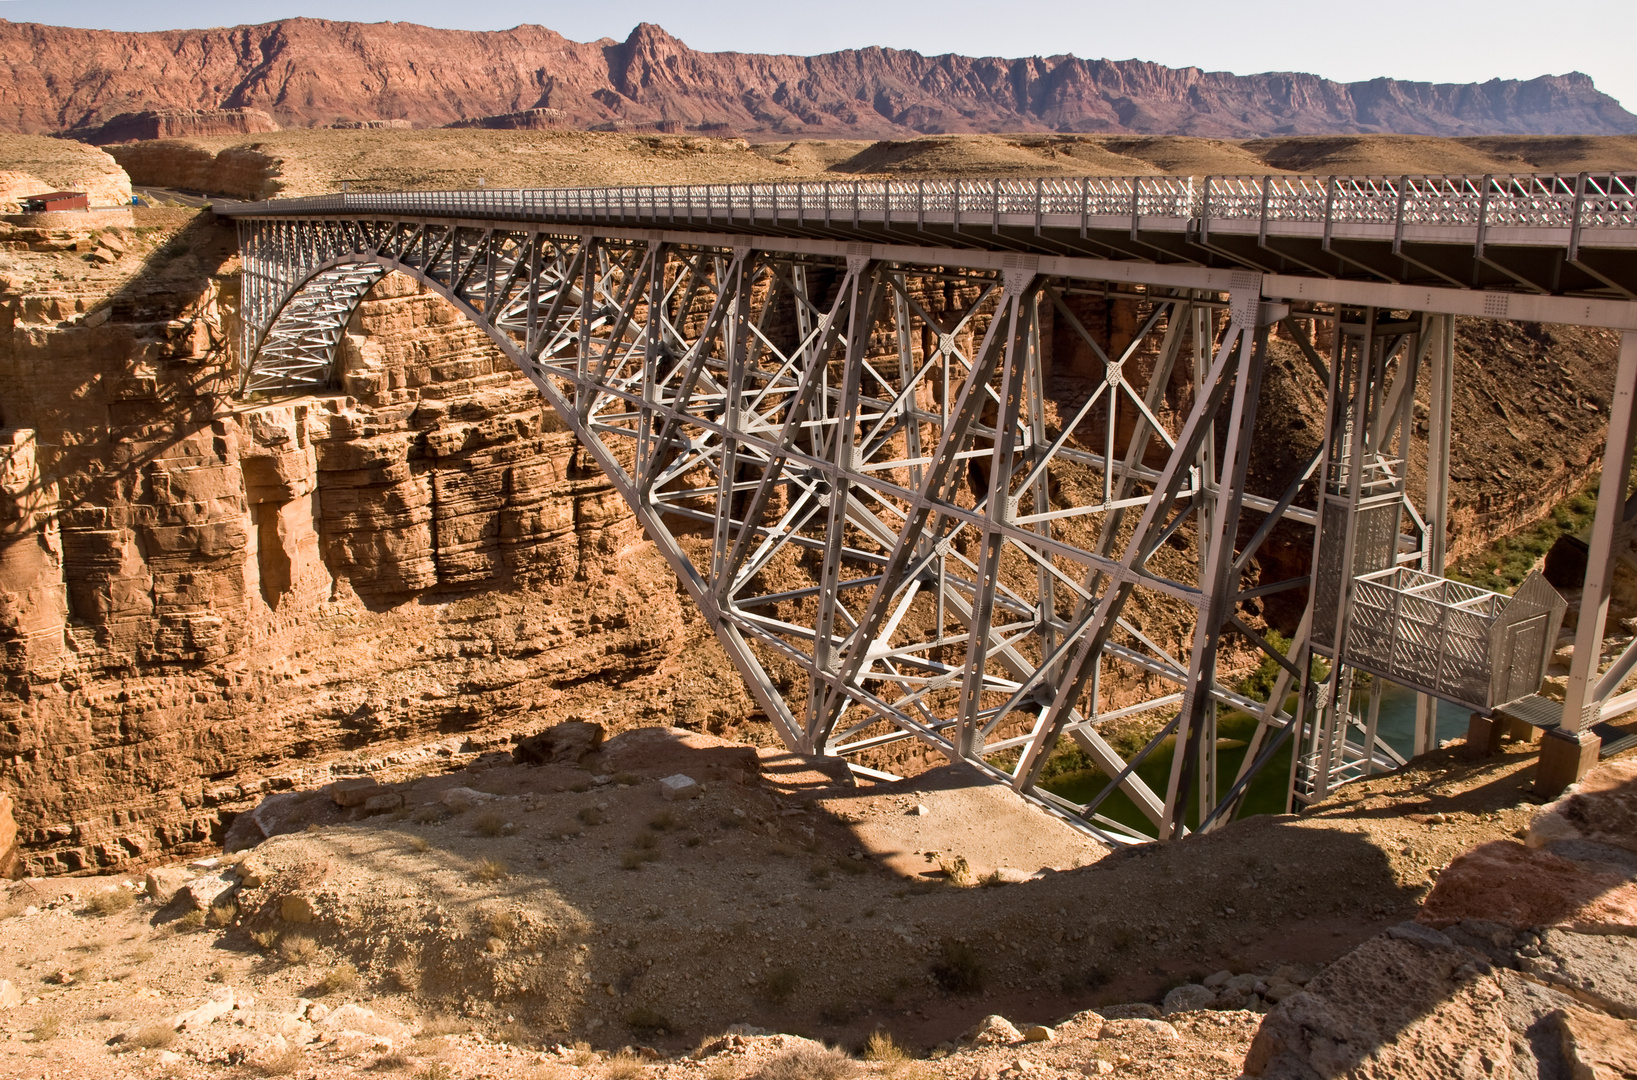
[0,19,1632,140]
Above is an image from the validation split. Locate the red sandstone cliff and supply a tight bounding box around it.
[0,19,1631,140]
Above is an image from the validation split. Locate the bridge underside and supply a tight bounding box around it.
[230,208,1637,844]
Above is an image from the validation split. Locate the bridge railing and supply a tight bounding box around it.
[220,172,1637,243]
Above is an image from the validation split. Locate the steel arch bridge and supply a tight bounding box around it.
[220,174,1637,844]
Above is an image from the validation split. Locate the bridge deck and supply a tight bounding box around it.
[218,172,1637,300]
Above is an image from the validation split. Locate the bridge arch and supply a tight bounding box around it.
[225,184,1637,842]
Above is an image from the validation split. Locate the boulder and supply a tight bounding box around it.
[1529,758,1637,855]
[1418,840,1637,935]
[513,721,605,765]
[1022,1025,1054,1043]
[329,777,383,807]
[440,786,494,811]
[659,774,701,801]
[179,871,238,911]
[1162,983,1218,1015]
[1557,1005,1637,1079]
[1523,930,1637,1019]
[1203,969,1234,989]
[145,866,194,903]
[362,792,403,813]
[170,985,236,1031]
[968,1015,1022,1045]
[1099,1003,1162,1020]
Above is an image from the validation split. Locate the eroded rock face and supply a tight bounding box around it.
[0,213,729,875]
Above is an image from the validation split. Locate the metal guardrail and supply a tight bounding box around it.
[217,172,1637,244]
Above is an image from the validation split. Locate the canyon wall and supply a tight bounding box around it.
[0,19,1630,140]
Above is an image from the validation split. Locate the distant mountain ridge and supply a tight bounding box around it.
[0,18,1631,140]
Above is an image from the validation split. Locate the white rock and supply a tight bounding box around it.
[145,866,194,904]
[1023,1025,1054,1042]
[180,871,239,912]
[171,985,236,1031]
[659,774,701,801]
[1202,969,1233,989]
[0,979,21,1009]
[440,786,494,811]
[913,803,931,816]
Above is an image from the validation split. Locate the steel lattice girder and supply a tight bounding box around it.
[228,213,1625,844]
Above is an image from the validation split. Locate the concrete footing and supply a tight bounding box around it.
[1535,727,1602,799]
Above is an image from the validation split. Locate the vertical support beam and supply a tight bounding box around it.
[1547,329,1637,792]
[1415,313,1455,755]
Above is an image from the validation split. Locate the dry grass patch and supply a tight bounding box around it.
[753,1044,857,1080]
[473,856,508,882]
[474,811,509,837]
[172,909,206,932]
[311,962,359,996]
[279,932,319,963]
[83,889,137,916]
[130,1023,177,1049]
[30,1014,62,1041]
[208,899,238,927]
[408,835,431,852]
[605,1051,646,1080]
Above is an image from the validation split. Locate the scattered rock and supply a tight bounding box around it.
[659,774,701,801]
[513,721,605,765]
[145,866,194,903]
[1162,983,1218,1015]
[968,1015,1022,1045]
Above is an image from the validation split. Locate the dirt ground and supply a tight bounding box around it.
[3,721,1621,1080]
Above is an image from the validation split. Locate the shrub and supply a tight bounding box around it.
[31,1014,62,1041]
[391,957,422,991]
[84,889,136,916]
[173,909,206,932]
[279,932,319,963]
[863,1032,906,1063]
[474,811,509,837]
[130,1023,176,1049]
[578,807,605,826]
[250,929,278,951]
[411,806,445,824]
[758,967,799,1005]
[484,910,518,939]
[938,856,975,888]
[311,962,358,996]
[257,1043,306,1076]
[606,1051,646,1080]
[408,836,431,852]
[208,900,238,927]
[754,1044,857,1080]
[930,940,984,994]
[625,1005,672,1038]
[474,857,508,882]
[648,811,676,831]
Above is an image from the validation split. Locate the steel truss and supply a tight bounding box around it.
[230,205,1637,843]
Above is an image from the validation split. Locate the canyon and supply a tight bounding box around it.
[0,20,1632,141]
[0,128,1630,880]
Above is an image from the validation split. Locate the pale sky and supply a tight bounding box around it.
[6,0,1636,117]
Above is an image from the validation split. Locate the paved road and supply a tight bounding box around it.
[133,186,216,209]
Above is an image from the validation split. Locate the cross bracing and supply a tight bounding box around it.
[220,175,1637,844]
